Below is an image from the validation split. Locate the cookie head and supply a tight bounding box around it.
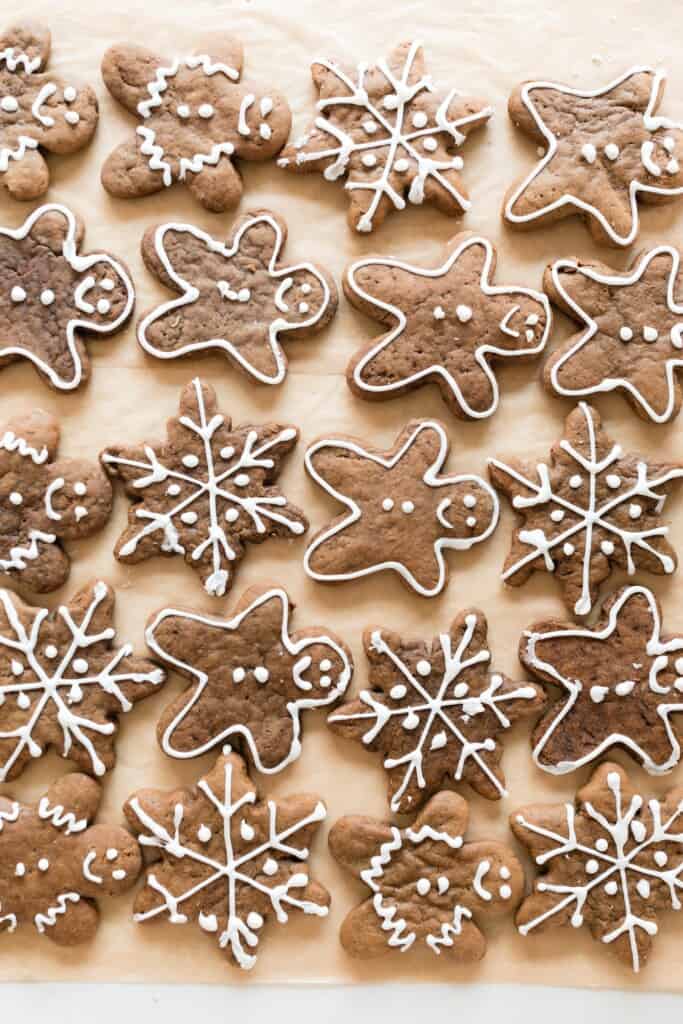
[641,130,683,182]
[72,261,132,329]
[294,637,348,697]
[434,478,497,544]
[496,294,548,348]
[78,825,141,896]
[276,268,329,328]
[46,461,113,539]
[33,82,98,152]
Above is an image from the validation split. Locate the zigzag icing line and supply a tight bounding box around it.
[137,55,240,118]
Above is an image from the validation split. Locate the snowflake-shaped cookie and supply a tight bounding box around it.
[0,408,112,593]
[102,379,307,597]
[101,38,290,211]
[0,203,134,390]
[125,751,329,970]
[544,246,683,423]
[329,610,544,812]
[304,420,498,598]
[329,791,523,961]
[278,40,492,233]
[489,403,683,616]
[138,210,336,384]
[345,232,550,419]
[147,584,352,771]
[0,580,166,782]
[521,585,683,776]
[0,773,140,945]
[0,21,98,200]
[513,762,683,972]
[504,66,683,246]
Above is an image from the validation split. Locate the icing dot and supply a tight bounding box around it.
[643,326,659,342]
[182,454,199,468]
[563,542,575,556]
[595,838,609,852]
[401,500,415,514]
[220,446,234,460]
[9,491,22,506]
[167,483,181,497]
[301,283,312,295]
[73,658,89,674]
[464,494,477,508]
[10,660,23,677]
[452,156,464,170]
[225,508,239,523]
[10,286,26,302]
[262,857,278,876]
[416,878,430,896]
[605,474,621,489]
[17,692,30,709]
[97,299,111,315]
[466,516,477,528]
[106,849,118,861]
[629,503,642,519]
[180,511,198,525]
[394,158,410,172]
[112,869,127,881]
[604,143,620,160]
[422,137,438,152]
[550,509,564,522]
[254,666,269,684]
[569,474,582,489]
[234,473,250,487]
[198,824,212,842]
[15,862,25,877]
[390,684,407,700]
[604,881,619,896]
[499,884,512,899]
[437,876,449,895]
[320,675,331,688]
[499,866,511,880]
[402,710,420,730]
[320,659,332,672]
[247,912,264,930]
[40,289,55,306]
[581,143,597,163]
[362,120,377,134]
[453,682,469,698]
[298,302,309,314]
[585,859,599,874]
[637,879,651,900]
[38,858,49,872]
[64,111,80,125]
[44,645,58,659]
[1,96,18,113]
[412,111,428,128]
[74,481,87,496]
[667,158,680,174]
[240,820,255,841]
[382,498,394,511]
[433,306,446,320]
[600,540,615,556]
[232,667,246,683]
[655,851,668,867]
[198,103,214,119]
[619,326,633,342]
[456,304,472,323]
[416,660,431,677]
[63,86,77,103]
[361,153,377,168]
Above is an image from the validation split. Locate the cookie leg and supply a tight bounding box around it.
[101,140,166,199]
[2,149,49,201]
[185,155,243,212]
[43,896,99,946]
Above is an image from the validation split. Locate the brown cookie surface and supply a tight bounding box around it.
[512,762,683,972]
[278,41,491,233]
[329,609,545,812]
[102,378,307,597]
[0,773,140,945]
[101,38,290,211]
[124,751,329,970]
[329,791,523,961]
[0,21,98,200]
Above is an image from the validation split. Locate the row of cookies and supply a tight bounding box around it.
[2,24,683,244]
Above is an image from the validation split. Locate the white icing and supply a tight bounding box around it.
[82,850,103,884]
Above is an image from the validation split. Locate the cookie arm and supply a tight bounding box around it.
[101,139,167,200]
[0,147,49,200]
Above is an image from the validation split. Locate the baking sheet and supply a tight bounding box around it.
[2,0,683,990]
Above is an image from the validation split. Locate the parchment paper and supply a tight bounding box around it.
[2,0,683,991]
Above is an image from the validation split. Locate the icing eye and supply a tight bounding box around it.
[1,96,18,113]
[63,86,77,103]
[177,104,190,118]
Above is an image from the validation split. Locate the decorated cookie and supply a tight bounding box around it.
[513,762,683,972]
[138,210,337,384]
[101,38,290,211]
[544,247,683,423]
[278,41,492,233]
[0,408,112,592]
[304,420,498,598]
[102,379,307,598]
[125,751,329,970]
[489,403,683,616]
[0,774,140,945]
[521,584,683,776]
[0,580,165,782]
[329,610,545,813]
[329,792,523,960]
[345,232,550,419]
[504,66,683,246]
[0,21,98,201]
[147,584,353,770]
[0,203,134,390]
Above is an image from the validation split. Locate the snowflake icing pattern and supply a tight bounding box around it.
[125,752,329,970]
[102,378,307,597]
[278,40,492,233]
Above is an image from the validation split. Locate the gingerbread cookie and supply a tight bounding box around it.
[504,66,683,246]
[125,751,329,970]
[147,584,352,770]
[101,38,290,212]
[513,762,683,972]
[0,203,134,390]
[489,403,683,616]
[345,232,550,419]
[521,584,683,776]
[0,21,98,200]
[0,774,140,945]
[304,420,498,598]
[329,792,523,961]
[278,41,492,233]
[0,580,165,782]
[544,246,683,423]
[138,210,337,384]
[329,610,544,813]
[102,379,307,598]
[0,408,112,592]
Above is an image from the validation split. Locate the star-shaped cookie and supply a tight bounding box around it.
[304,420,498,598]
[544,246,683,423]
[345,232,550,419]
[138,210,337,384]
[504,66,683,246]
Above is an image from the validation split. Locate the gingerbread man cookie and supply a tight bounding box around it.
[101,37,290,211]
[125,751,329,970]
[544,246,683,423]
[147,584,352,771]
[0,580,165,782]
[345,232,550,419]
[278,41,492,233]
[513,762,683,972]
[0,203,134,390]
[0,408,112,593]
[504,66,683,246]
[329,792,524,961]
[138,210,337,384]
[102,379,307,598]
[329,610,544,813]
[0,21,98,200]
[489,403,683,616]
[304,420,498,598]
[0,774,140,945]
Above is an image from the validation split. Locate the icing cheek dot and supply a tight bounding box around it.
[456,304,472,323]
[411,111,428,129]
[569,474,582,489]
[382,498,394,511]
[619,326,633,342]
[177,104,190,118]
[604,143,620,161]
[643,326,658,342]
[64,111,80,125]
[198,103,214,119]
[97,299,111,315]
[112,869,127,881]
[106,849,118,861]
[581,142,597,163]
[40,289,55,306]
[63,86,77,103]
[298,302,309,314]
[416,659,431,677]
[1,95,18,113]
[74,481,88,497]
[182,454,199,469]
[401,500,415,514]
[466,516,477,528]
[416,877,430,896]
[499,884,512,899]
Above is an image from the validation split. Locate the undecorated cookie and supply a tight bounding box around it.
[125,751,329,970]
